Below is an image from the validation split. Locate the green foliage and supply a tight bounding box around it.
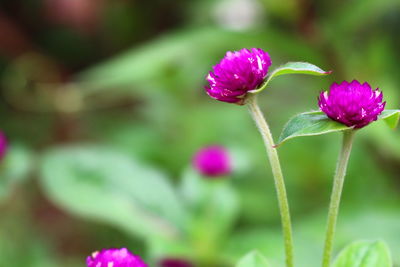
[0,144,33,200]
[278,110,400,145]
[180,169,239,237]
[39,146,185,241]
[333,240,392,267]
[75,28,324,95]
[278,111,350,145]
[182,169,239,259]
[1,0,400,265]
[380,110,400,129]
[236,251,271,267]
[149,169,239,263]
[252,62,331,94]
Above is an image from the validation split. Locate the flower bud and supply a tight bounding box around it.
[205,48,271,105]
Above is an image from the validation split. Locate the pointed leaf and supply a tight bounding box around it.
[251,62,331,93]
[379,109,400,129]
[278,111,351,146]
[236,251,271,267]
[278,109,400,146]
[333,240,392,267]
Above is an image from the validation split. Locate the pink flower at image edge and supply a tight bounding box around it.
[0,132,7,160]
[86,248,148,267]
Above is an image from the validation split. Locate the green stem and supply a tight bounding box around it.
[247,96,294,267]
[322,130,356,267]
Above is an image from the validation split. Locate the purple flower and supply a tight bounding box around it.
[158,258,193,267]
[193,146,231,177]
[205,48,272,105]
[0,132,7,160]
[318,80,385,129]
[86,248,148,267]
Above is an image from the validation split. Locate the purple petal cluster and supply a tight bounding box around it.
[205,48,271,105]
[318,80,385,129]
[193,146,231,177]
[87,248,148,267]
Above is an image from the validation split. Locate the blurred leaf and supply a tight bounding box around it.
[322,0,400,37]
[333,240,392,267]
[236,251,271,267]
[278,110,400,146]
[252,62,331,93]
[0,237,56,267]
[180,168,239,234]
[223,228,283,266]
[147,235,192,260]
[379,109,400,129]
[75,27,323,94]
[0,144,33,200]
[39,146,186,240]
[180,168,239,260]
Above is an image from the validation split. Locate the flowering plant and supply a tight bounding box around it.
[204,48,399,267]
[277,79,398,267]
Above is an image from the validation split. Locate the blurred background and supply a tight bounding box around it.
[0,0,400,266]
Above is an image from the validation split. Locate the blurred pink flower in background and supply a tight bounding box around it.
[0,132,8,160]
[193,145,231,177]
[158,257,193,267]
[86,248,148,267]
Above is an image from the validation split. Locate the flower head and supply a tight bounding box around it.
[205,48,271,105]
[318,80,385,129]
[86,248,148,267]
[193,146,231,177]
[159,258,193,267]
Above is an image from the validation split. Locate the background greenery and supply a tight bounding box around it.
[0,0,399,266]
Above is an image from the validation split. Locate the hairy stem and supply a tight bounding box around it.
[247,96,294,267]
[322,130,356,267]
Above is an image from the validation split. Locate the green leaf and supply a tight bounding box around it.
[0,144,33,201]
[251,62,331,93]
[180,169,239,256]
[333,240,392,267]
[379,109,400,129]
[39,146,186,241]
[147,235,192,260]
[236,251,271,267]
[277,109,400,146]
[278,111,350,146]
[180,168,239,237]
[223,228,282,265]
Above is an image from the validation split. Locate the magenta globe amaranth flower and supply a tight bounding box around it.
[193,145,231,177]
[318,80,385,129]
[87,248,148,267]
[205,48,272,105]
